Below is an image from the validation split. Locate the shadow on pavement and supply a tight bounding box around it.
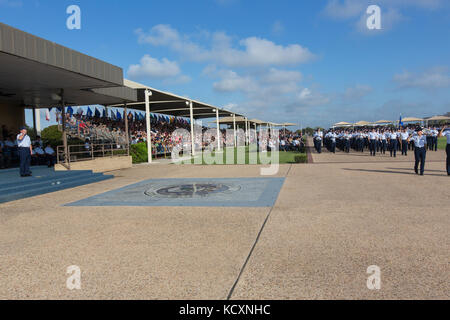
[385,167,446,173]
[342,168,446,177]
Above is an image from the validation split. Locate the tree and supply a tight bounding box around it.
[41,125,83,149]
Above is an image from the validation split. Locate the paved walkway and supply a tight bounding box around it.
[0,148,448,299]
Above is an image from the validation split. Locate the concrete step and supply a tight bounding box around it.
[0,174,113,204]
[0,167,92,190]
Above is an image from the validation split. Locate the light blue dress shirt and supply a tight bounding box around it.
[16,134,31,148]
[442,130,450,144]
[412,135,427,148]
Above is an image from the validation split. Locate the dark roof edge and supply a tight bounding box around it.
[0,22,123,86]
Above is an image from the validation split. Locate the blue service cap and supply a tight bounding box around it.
[19,126,27,131]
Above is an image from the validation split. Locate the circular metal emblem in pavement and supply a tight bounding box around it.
[144,183,240,199]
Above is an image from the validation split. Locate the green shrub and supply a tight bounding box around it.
[130,142,148,163]
[294,154,307,163]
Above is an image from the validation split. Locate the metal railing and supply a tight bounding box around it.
[57,143,129,170]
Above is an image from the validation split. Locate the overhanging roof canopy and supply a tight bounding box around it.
[374,120,392,124]
[402,117,423,122]
[426,115,450,121]
[109,79,241,119]
[334,122,352,126]
[210,116,248,125]
[249,119,265,125]
[354,121,370,126]
[0,22,136,107]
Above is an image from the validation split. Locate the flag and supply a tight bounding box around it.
[102,108,106,118]
[116,110,122,120]
[77,107,84,115]
[399,115,403,128]
[86,107,93,118]
[45,109,51,121]
[94,107,101,118]
[67,106,74,116]
[111,109,116,120]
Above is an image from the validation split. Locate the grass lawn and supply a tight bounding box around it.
[438,137,447,150]
[180,146,307,165]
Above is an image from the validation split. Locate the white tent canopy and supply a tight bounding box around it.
[402,117,423,122]
[426,115,450,121]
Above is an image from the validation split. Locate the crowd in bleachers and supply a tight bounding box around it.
[63,112,305,155]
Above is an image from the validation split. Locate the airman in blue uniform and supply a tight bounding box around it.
[439,126,450,176]
[409,127,427,175]
[16,126,32,177]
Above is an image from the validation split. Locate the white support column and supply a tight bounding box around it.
[245,118,248,146]
[35,108,41,136]
[233,113,236,147]
[145,89,152,163]
[189,100,195,156]
[215,108,221,151]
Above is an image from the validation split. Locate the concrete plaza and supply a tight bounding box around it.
[0,146,448,299]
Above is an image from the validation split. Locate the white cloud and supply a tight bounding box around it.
[135,25,179,46]
[213,70,257,93]
[127,54,182,80]
[296,87,330,106]
[135,25,315,68]
[262,68,302,84]
[394,68,450,89]
[210,66,329,120]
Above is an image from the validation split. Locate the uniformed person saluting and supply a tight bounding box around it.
[439,125,450,176]
[408,127,427,176]
[17,126,32,177]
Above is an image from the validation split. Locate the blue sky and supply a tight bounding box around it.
[1,0,450,128]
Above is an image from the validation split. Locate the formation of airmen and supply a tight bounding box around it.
[313,125,450,176]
